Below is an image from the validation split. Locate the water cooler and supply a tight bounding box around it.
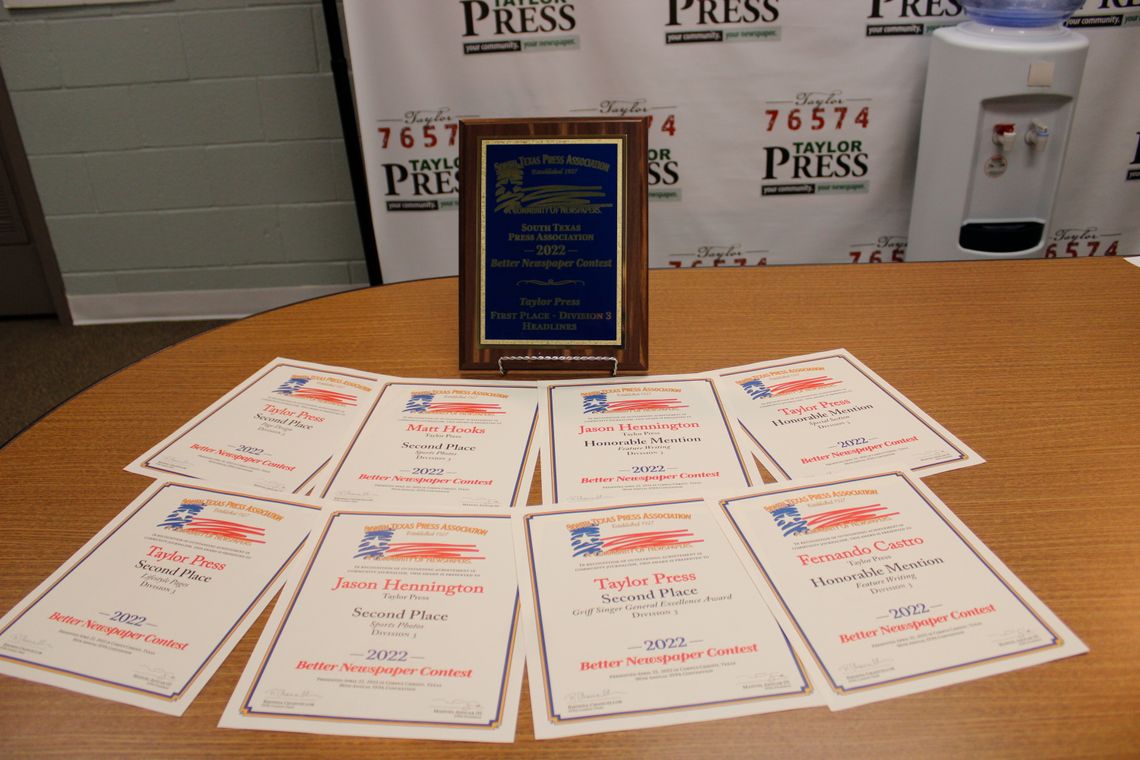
[906,0,1089,261]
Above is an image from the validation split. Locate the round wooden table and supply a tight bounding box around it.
[1,258,1137,758]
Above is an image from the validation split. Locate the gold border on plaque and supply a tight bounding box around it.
[478,137,624,347]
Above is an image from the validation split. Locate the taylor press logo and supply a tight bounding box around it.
[664,0,780,44]
[375,107,468,212]
[1045,227,1122,258]
[569,525,702,557]
[403,392,505,415]
[460,0,578,55]
[274,376,358,406]
[760,90,871,197]
[1065,2,1140,29]
[848,235,906,264]
[865,0,963,36]
[571,99,682,199]
[767,500,899,538]
[355,528,484,560]
[666,243,769,269]
[158,501,267,544]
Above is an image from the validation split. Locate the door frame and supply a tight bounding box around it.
[0,67,71,324]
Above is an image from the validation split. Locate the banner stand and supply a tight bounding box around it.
[320,0,383,286]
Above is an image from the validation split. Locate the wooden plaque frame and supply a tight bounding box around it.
[459,117,648,374]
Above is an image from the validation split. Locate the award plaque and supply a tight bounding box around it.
[459,117,648,375]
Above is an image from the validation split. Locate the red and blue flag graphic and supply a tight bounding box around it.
[741,376,840,400]
[158,502,267,544]
[403,393,503,415]
[582,393,687,414]
[569,526,702,557]
[274,376,357,406]
[355,529,484,560]
[769,503,899,538]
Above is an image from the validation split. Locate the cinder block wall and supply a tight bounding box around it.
[0,0,367,321]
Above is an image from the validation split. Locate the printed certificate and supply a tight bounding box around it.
[126,358,384,493]
[0,482,320,715]
[539,375,758,503]
[220,507,523,742]
[714,350,982,481]
[516,497,819,738]
[319,379,539,508]
[714,472,1087,709]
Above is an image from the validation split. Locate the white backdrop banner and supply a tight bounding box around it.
[344,0,1140,283]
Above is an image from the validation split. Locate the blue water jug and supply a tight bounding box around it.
[961,0,1085,27]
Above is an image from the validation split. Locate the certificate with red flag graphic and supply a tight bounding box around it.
[126,358,385,494]
[538,375,759,504]
[516,497,820,738]
[319,379,539,509]
[713,349,982,481]
[0,481,321,715]
[220,507,522,742]
[713,472,1087,710]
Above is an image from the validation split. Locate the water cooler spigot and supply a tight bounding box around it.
[1026,122,1050,150]
[993,124,1018,151]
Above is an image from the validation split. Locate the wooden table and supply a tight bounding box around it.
[1,258,1137,758]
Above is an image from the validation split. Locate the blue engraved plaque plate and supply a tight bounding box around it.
[479,139,623,345]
